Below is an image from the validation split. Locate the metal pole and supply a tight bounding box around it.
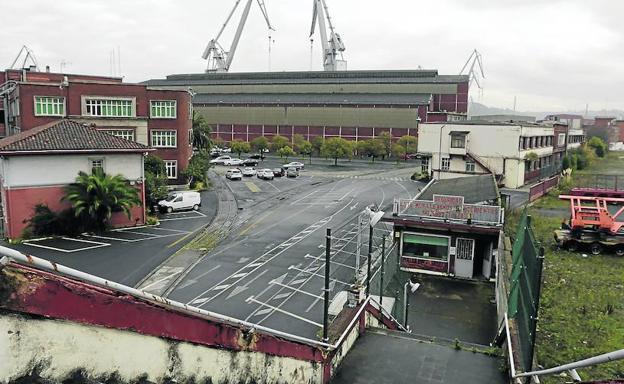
[529,244,545,370]
[379,235,386,308]
[366,224,373,297]
[403,282,409,327]
[322,228,331,342]
[355,213,361,273]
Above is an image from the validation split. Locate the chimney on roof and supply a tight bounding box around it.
[45,65,50,73]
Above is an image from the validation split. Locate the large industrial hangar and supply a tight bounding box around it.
[144,69,469,143]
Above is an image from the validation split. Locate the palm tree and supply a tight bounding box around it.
[63,170,141,231]
[192,111,212,150]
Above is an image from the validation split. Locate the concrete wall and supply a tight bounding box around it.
[0,313,321,384]
[171,83,459,95]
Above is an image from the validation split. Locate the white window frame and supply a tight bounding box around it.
[83,97,134,118]
[421,157,430,174]
[105,129,135,142]
[165,160,178,179]
[150,100,177,119]
[558,133,566,146]
[90,158,105,173]
[400,231,451,263]
[34,96,65,117]
[151,130,177,148]
[465,159,475,173]
[450,134,466,149]
[441,157,450,171]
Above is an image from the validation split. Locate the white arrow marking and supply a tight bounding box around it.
[225,269,268,300]
[269,280,324,300]
[237,257,250,264]
[178,264,221,290]
[246,297,323,327]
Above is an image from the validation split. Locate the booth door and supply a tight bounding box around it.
[455,238,475,279]
[482,242,493,279]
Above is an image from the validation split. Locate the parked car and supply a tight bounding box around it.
[257,169,274,180]
[158,191,201,213]
[283,162,305,170]
[241,167,256,177]
[225,169,243,180]
[224,158,244,166]
[243,158,259,166]
[248,153,263,160]
[272,168,286,177]
[210,155,232,165]
[286,168,299,178]
[221,148,232,153]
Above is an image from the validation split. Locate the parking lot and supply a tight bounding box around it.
[9,191,218,286]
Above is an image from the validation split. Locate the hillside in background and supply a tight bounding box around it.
[469,102,624,120]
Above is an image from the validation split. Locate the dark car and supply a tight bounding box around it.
[272,167,285,177]
[243,158,259,166]
[248,153,263,160]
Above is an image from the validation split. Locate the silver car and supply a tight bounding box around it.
[257,168,274,180]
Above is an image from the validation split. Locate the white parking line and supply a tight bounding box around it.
[23,237,110,253]
[246,296,322,327]
[85,231,189,243]
[159,210,207,222]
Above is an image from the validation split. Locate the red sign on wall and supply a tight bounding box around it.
[394,194,502,225]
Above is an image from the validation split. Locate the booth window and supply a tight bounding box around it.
[402,234,449,260]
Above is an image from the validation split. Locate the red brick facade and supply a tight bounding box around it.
[1,69,192,184]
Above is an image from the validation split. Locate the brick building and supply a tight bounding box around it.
[0,69,192,184]
[144,70,469,144]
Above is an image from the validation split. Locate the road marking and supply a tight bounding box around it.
[141,269,183,291]
[244,181,261,193]
[305,281,335,312]
[177,264,222,289]
[191,298,209,305]
[246,296,322,327]
[290,190,318,205]
[232,273,248,279]
[187,200,355,308]
[291,278,307,285]
[273,293,291,300]
[211,284,231,291]
[270,281,323,300]
[264,181,281,192]
[225,270,269,300]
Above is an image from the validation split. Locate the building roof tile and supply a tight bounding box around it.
[0,120,150,154]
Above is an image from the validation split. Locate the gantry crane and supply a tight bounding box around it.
[460,49,485,90]
[310,0,347,71]
[202,0,274,73]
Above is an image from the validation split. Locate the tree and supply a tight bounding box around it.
[271,135,290,152]
[321,137,351,166]
[293,134,306,153]
[230,139,251,158]
[311,136,325,156]
[251,136,269,157]
[277,146,296,161]
[376,131,393,159]
[63,170,141,232]
[397,135,418,157]
[299,140,314,164]
[588,136,607,158]
[192,111,212,150]
[182,150,211,188]
[392,143,406,161]
[144,155,169,207]
[360,139,386,162]
[561,155,571,171]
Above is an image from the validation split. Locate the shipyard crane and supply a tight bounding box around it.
[310,0,347,71]
[460,49,485,90]
[202,0,274,73]
[10,45,39,71]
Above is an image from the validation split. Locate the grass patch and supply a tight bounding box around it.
[512,152,624,383]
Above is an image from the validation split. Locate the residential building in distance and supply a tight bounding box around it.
[543,113,583,129]
[418,121,585,188]
[0,120,151,239]
[143,70,469,143]
[0,68,192,184]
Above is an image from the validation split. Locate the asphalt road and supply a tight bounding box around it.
[168,161,423,339]
[6,191,218,286]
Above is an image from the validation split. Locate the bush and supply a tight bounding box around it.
[26,204,84,237]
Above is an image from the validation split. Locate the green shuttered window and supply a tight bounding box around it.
[34,96,65,116]
[402,233,449,261]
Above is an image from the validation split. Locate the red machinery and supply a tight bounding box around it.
[559,195,624,234]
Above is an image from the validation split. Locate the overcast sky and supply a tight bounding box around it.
[1,0,622,112]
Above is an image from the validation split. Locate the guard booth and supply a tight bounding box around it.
[386,175,504,281]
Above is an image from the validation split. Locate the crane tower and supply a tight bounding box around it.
[310,0,347,71]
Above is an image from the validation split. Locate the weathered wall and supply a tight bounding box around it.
[0,312,321,384]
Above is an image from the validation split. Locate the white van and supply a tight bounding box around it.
[158,191,201,213]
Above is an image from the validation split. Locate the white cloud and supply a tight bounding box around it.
[1,0,622,111]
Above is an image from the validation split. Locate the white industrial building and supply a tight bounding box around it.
[417,121,585,188]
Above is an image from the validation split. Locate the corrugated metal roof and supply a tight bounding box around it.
[142,70,468,87]
[192,93,432,106]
